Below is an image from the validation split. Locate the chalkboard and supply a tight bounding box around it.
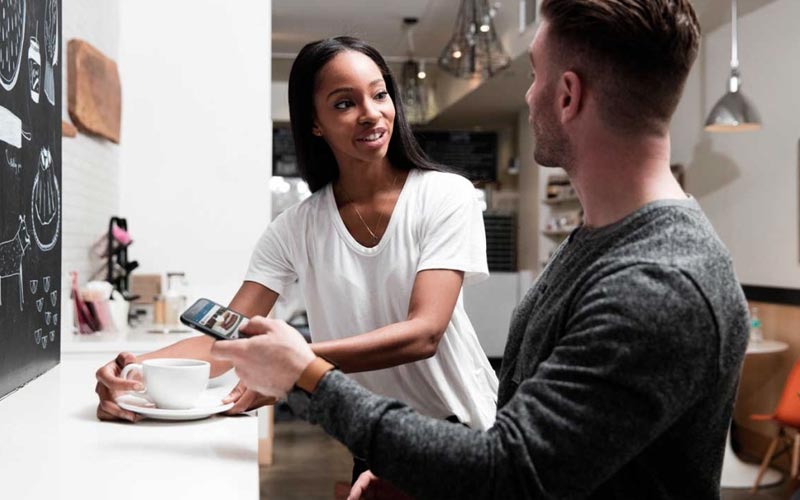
[0,0,62,400]
[273,127,299,177]
[414,131,497,182]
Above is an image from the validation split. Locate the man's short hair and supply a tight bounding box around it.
[540,0,700,135]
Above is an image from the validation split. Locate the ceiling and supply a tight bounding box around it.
[272,0,777,58]
[272,0,781,126]
[273,0,457,59]
[428,53,531,129]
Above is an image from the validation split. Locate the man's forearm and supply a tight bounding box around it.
[308,371,503,499]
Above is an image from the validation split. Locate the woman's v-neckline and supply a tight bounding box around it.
[328,169,415,255]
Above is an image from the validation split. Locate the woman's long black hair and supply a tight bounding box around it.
[288,36,443,193]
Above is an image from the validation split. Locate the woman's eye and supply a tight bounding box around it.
[334,100,354,110]
[375,91,389,100]
[529,71,535,81]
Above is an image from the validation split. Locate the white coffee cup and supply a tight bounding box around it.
[120,358,210,410]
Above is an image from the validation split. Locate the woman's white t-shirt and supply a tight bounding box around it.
[245,168,498,429]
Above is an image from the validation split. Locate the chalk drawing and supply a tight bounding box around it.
[0,0,26,91]
[43,0,56,105]
[5,147,20,173]
[27,32,39,102]
[31,146,60,251]
[0,215,30,310]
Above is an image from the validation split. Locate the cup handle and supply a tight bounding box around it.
[119,363,149,399]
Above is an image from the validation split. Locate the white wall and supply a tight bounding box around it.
[272,81,289,123]
[61,0,122,332]
[118,0,272,304]
[671,0,800,288]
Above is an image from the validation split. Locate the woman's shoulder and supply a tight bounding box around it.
[414,168,474,195]
[273,186,329,225]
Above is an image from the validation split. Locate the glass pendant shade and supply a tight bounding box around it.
[400,59,427,124]
[438,0,510,79]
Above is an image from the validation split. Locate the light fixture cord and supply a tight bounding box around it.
[405,22,416,57]
[730,0,739,70]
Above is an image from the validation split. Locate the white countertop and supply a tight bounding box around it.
[61,324,203,355]
[0,353,259,500]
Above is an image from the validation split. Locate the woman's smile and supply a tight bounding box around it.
[355,127,389,149]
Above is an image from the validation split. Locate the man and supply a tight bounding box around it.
[213,1,749,498]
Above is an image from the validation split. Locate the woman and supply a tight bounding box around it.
[95,35,497,476]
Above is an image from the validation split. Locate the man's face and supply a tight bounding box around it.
[525,21,571,168]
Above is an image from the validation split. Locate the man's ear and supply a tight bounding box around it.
[559,71,583,124]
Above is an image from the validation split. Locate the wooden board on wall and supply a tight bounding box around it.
[0,0,62,400]
[67,38,120,143]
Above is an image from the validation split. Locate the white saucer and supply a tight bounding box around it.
[117,393,234,421]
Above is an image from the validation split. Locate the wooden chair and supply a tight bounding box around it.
[751,359,800,492]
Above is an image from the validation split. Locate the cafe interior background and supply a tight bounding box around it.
[1,0,800,498]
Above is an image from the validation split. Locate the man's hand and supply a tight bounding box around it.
[348,471,413,500]
[95,352,144,423]
[223,380,277,414]
[211,316,315,400]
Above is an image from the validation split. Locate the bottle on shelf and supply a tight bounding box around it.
[164,272,187,326]
[749,306,763,344]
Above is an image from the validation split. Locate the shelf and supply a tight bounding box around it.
[542,196,580,206]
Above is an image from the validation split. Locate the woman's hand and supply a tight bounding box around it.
[211,316,315,400]
[348,470,412,500]
[223,380,277,414]
[95,352,144,423]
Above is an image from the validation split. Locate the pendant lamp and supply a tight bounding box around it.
[438,0,510,79]
[705,0,761,132]
[400,18,428,124]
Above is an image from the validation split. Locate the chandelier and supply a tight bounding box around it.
[438,0,510,79]
[400,18,428,124]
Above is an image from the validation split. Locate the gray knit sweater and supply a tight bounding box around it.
[307,197,749,499]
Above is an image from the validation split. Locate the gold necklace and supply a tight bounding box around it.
[338,173,399,243]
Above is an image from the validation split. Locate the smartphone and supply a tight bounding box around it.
[180,298,248,340]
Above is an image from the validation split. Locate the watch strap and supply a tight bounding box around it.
[296,356,335,394]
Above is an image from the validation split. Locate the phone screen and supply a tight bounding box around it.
[185,299,245,339]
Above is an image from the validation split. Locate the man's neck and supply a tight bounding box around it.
[568,133,686,229]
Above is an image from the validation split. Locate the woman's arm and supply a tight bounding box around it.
[95,281,280,421]
[311,269,464,373]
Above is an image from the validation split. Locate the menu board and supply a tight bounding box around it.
[414,131,497,182]
[0,0,62,400]
[273,127,299,177]
[272,128,499,183]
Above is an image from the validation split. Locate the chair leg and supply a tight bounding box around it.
[792,433,800,481]
[753,435,782,494]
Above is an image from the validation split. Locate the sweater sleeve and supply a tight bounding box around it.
[307,264,719,499]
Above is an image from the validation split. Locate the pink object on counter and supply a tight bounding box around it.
[111,223,132,246]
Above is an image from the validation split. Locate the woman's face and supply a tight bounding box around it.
[312,50,395,167]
